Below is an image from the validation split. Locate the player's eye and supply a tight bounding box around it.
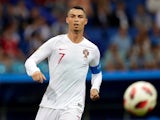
[69,14,75,18]
[78,15,84,18]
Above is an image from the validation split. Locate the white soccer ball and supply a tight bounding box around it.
[123,81,158,116]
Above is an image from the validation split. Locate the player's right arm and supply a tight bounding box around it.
[25,39,53,83]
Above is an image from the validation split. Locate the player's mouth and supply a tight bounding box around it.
[74,23,79,26]
[73,24,79,29]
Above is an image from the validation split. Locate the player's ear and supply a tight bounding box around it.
[84,18,88,25]
[66,17,69,24]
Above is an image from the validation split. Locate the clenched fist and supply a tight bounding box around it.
[90,89,100,101]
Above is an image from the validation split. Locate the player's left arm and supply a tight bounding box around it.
[89,47,102,101]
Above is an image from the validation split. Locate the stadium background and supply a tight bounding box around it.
[0,0,160,120]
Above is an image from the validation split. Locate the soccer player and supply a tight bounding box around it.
[25,6,102,120]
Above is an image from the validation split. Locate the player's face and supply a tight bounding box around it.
[66,9,88,33]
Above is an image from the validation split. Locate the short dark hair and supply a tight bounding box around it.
[67,6,87,17]
[72,6,86,13]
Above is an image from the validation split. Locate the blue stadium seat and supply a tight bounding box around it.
[11,61,26,74]
[0,63,7,74]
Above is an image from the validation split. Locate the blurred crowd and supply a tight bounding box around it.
[0,0,160,73]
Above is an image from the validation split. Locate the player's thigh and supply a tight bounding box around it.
[35,107,59,120]
[59,108,83,120]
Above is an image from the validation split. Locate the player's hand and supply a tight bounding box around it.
[31,71,46,83]
[90,89,100,101]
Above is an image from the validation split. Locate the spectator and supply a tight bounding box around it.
[36,16,52,41]
[92,0,112,27]
[128,26,155,70]
[128,46,156,70]
[150,23,160,45]
[0,46,13,73]
[112,1,130,28]
[0,22,25,60]
[134,4,153,30]
[105,1,131,28]
[27,30,44,56]
[146,0,160,13]
[109,26,132,57]
[151,44,160,69]
[14,0,29,21]
[26,7,41,25]
[102,43,126,71]
[24,15,51,55]
[50,9,68,36]
[25,15,51,41]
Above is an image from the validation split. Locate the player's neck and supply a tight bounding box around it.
[67,31,84,43]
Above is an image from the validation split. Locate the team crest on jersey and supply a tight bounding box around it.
[83,49,89,58]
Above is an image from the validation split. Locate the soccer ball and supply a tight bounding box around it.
[123,81,158,116]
